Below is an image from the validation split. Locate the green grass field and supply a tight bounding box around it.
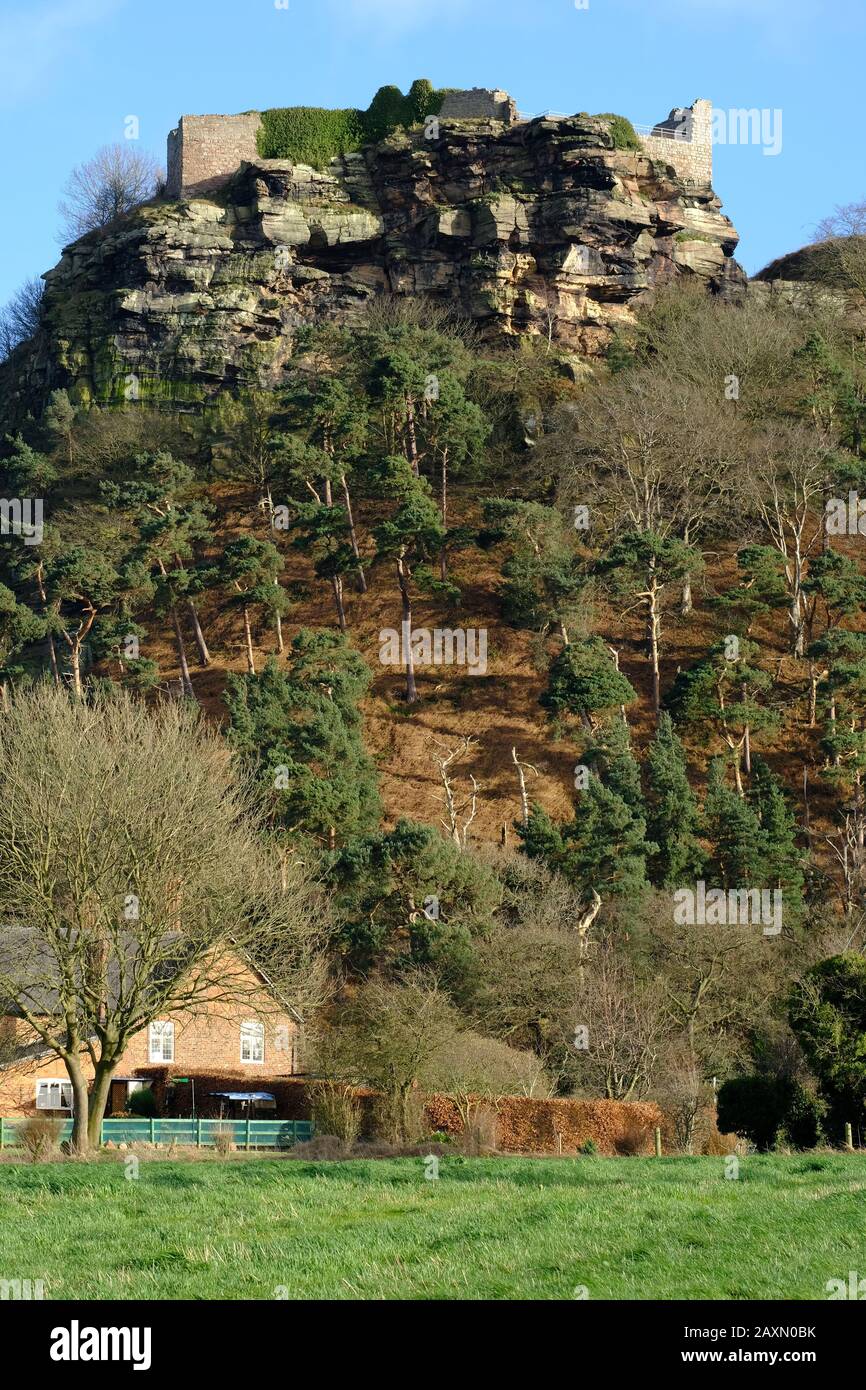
[1,1154,864,1300]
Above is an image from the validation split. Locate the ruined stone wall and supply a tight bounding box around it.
[439,88,517,123]
[166,112,261,199]
[638,98,713,188]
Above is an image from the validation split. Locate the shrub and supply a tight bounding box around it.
[580,1138,598,1156]
[288,1134,347,1161]
[257,80,445,168]
[614,1118,654,1156]
[18,1116,63,1162]
[789,954,866,1142]
[309,1082,363,1147]
[717,1075,824,1151]
[257,107,365,168]
[128,1086,158,1118]
[459,1105,499,1156]
[211,1123,234,1157]
[593,113,642,151]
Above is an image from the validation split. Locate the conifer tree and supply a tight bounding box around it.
[541,636,636,729]
[645,711,706,887]
[518,719,652,902]
[748,755,804,905]
[216,536,289,675]
[0,583,45,705]
[667,638,778,794]
[595,530,703,718]
[225,629,381,848]
[702,758,768,888]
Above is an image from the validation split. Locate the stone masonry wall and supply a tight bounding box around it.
[169,95,709,198]
[639,98,713,187]
[166,112,262,198]
[439,87,517,123]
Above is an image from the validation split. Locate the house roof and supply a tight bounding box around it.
[0,928,303,1070]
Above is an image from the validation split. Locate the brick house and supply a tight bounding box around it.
[0,954,304,1120]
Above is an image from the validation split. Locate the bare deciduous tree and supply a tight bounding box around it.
[571,945,668,1100]
[0,278,44,359]
[0,687,329,1153]
[58,144,163,243]
[813,201,866,299]
[432,736,479,847]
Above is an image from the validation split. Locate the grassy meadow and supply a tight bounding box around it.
[1,1153,864,1300]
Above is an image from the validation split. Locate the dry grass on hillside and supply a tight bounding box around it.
[123,481,857,867]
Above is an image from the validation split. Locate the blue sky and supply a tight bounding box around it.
[0,0,863,304]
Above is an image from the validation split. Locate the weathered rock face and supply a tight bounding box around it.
[6,113,744,415]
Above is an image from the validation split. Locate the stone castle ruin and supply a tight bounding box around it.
[166,91,713,200]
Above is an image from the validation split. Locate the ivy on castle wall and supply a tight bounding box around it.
[257,79,444,168]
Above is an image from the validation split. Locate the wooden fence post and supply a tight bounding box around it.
[845,1122,854,1152]
[654,1127,662,1157]
[196,1117,202,1148]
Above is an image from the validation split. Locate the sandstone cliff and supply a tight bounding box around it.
[4,112,744,417]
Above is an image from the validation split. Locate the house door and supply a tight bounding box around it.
[109,1080,127,1115]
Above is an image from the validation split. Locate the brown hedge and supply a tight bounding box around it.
[424,1094,664,1156]
[137,1070,663,1154]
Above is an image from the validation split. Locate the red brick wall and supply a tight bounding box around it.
[0,964,300,1118]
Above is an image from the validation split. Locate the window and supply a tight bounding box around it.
[149,1020,175,1063]
[240,1020,265,1064]
[35,1080,73,1111]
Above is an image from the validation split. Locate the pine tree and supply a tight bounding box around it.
[0,583,45,705]
[645,712,706,887]
[749,756,804,904]
[225,630,381,848]
[481,499,583,643]
[518,722,652,902]
[540,637,636,729]
[595,529,703,717]
[216,536,288,675]
[703,758,768,888]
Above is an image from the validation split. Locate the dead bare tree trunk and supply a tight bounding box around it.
[511,747,538,826]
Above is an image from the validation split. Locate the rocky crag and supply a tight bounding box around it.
[4,111,744,417]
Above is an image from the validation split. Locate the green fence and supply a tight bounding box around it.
[0,1117,313,1150]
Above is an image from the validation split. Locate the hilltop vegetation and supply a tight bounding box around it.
[256,78,445,168]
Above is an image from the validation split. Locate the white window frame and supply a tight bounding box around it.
[240,1020,265,1064]
[148,1020,175,1063]
[35,1079,73,1112]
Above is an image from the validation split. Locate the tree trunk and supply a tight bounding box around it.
[339,473,367,593]
[405,399,420,477]
[171,605,195,698]
[87,1062,117,1149]
[647,578,661,716]
[35,563,60,684]
[680,572,693,616]
[242,604,256,675]
[743,722,752,776]
[273,578,284,653]
[70,643,83,701]
[439,451,448,582]
[397,553,418,703]
[331,576,347,633]
[66,1057,92,1153]
[187,601,211,665]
